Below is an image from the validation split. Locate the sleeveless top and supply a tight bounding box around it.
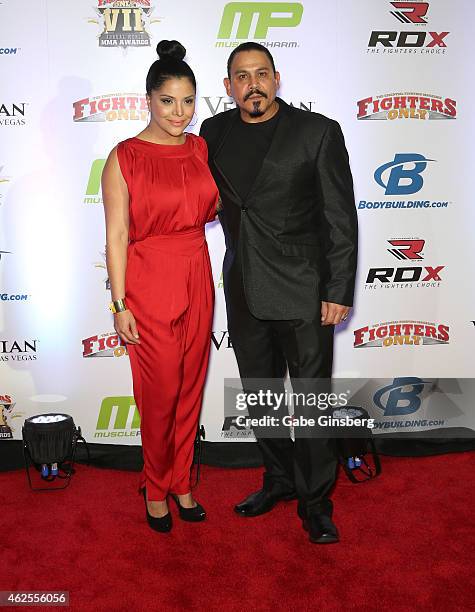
[116,133,219,241]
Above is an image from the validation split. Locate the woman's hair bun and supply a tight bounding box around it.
[156,40,186,61]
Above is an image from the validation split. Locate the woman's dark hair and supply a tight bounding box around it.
[146,40,196,95]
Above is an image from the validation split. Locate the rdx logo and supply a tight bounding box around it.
[390,1,429,24]
[366,266,444,283]
[387,239,425,260]
[369,31,449,48]
[374,154,434,195]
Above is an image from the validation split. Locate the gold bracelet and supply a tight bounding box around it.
[109,298,127,314]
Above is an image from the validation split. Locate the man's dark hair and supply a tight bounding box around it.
[227,42,276,78]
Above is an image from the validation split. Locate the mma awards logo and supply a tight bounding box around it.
[88,1,160,48]
[82,333,127,358]
[357,93,456,120]
[0,165,10,185]
[93,252,110,290]
[73,94,148,122]
[367,1,449,54]
[216,2,303,48]
[365,238,444,290]
[353,321,449,348]
[0,165,10,206]
[0,394,23,439]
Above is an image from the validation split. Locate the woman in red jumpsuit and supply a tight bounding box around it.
[102,40,219,533]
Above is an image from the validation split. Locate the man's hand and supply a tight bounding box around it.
[321,301,351,326]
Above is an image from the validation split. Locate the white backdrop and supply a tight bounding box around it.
[1,0,474,446]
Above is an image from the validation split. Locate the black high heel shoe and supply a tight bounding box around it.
[171,494,206,522]
[140,487,172,533]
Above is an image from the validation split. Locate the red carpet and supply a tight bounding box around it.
[1,453,474,611]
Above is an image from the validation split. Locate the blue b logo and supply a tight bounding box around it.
[374,377,429,416]
[374,154,434,195]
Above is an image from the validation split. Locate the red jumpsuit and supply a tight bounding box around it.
[117,134,218,501]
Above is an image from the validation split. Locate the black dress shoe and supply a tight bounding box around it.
[234,488,297,517]
[171,494,206,522]
[303,513,339,544]
[298,498,333,522]
[141,488,172,533]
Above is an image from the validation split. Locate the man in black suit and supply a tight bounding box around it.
[200,43,357,543]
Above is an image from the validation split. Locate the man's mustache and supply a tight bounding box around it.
[244,89,268,101]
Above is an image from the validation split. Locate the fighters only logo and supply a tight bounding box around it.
[82,333,127,358]
[353,321,450,348]
[357,93,456,120]
[73,94,148,122]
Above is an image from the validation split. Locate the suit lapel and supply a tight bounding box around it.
[212,109,243,204]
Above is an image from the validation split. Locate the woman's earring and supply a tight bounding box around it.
[189,112,198,127]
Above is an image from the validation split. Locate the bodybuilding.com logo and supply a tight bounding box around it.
[216,2,303,47]
[374,153,434,195]
[358,153,449,211]
[374,377,430,416]
[371,377,465,431]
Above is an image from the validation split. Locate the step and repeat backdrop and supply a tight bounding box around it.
[1,0,474,448]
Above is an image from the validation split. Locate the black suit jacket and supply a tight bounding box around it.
[200,97,358,320]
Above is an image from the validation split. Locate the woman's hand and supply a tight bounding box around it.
[114,310,140,344]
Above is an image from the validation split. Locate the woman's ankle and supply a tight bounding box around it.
[175,492,196,508]
[147,498,169,517]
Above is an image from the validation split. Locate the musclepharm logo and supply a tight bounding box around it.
[95,396,141,438]
[374,154,434,195]
[84,159,106,203]
[218,2,303,39]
